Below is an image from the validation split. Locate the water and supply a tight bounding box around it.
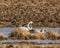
[0,27,15,36]
[0,40,60,43]
[0,27,60,35]
[0,27,60,43]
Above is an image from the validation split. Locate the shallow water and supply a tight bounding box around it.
[0,40,60,43]
[0,28,15,36]
[0,27,60,43]
[0,27,60,35]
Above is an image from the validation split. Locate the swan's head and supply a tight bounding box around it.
[29,21,33,24]
[28,21,33,30]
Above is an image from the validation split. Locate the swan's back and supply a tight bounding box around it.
[19,27,29,31]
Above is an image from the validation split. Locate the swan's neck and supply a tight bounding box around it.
[27,22,32,30]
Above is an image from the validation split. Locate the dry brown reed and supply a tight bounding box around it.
[0,33,8,40]
[46,31,60,40]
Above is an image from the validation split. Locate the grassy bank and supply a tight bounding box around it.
[0,0,60,27]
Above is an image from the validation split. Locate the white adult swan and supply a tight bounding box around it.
[19,21,33,31]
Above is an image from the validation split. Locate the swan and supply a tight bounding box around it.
[19,21,46,33]
[19,21,33,31]
[40,29,47,33]
[30,28,47,33]
[40,29,44,33]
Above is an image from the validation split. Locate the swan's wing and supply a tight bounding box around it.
[19,27,29,31]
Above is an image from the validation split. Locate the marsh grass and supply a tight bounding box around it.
[0,42,60,48]
[9,29,60,40]
[0,33,8,40]
[0,0,60,27]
